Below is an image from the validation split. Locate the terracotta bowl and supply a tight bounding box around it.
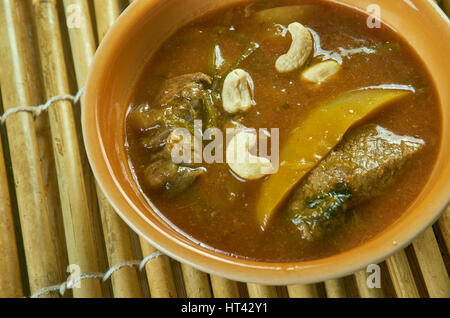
[82,0,450,284]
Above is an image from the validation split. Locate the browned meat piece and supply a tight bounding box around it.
[140,129,171,152]
[144,157,205,194]
[156,72,212,107]
[287,124,425,240]
[144,158,178,189]
[165,166,206,193]
[128,104,164,133]
[129,72,213,133]
[129,73,213,193]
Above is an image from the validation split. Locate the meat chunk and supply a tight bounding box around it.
[144,157,178,189]
[130,73,213,134]
[165,166,206,193]
[156,72,212,107]
[140,129,171,152]
[287,124,425,240]
[129,73,213,193]
[144,158,205,194]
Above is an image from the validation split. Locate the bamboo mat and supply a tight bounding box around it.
[0,0,448,298]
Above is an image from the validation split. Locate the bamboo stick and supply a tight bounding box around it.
[60,0,114,298]
[61,0,96,86]
[412,227,450,298]
[324,279,347,298]
[247,284,278,298]
[97,193,142,297]
[403,245,428,297]
[437,206,450,252]
[0,0,66,296]
[59,0,142,298]
[139,238,177,298]
[35,86,70,294]
[169,260,188,297]
[94,0,121,41]
[287,284,319,298]
[181,263,212,298]
[354,269,384,298]
[59,0,112,297]
[0,136,22,297]
[31,0,102,298]
[385,250,420,298]
[210,275,240,298]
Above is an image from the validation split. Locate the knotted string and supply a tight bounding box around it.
[30,251,165,298]
[0,88,84,125]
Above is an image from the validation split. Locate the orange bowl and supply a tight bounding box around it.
[82,0,450,284]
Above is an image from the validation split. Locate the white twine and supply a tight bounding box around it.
[0,88,85,125]
[30,251,165,298]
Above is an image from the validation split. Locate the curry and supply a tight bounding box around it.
[125,0,442,262]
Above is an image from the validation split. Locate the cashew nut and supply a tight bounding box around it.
[222,69,255,114]
[226,130,273,180]
[301,60,341,84]
[275,22,313,73]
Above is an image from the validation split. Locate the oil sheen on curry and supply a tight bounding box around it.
[125,0,442,262]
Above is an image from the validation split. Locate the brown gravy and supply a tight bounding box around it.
[125,0,442,262]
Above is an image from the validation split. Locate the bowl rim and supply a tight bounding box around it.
[82,0,450,285]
